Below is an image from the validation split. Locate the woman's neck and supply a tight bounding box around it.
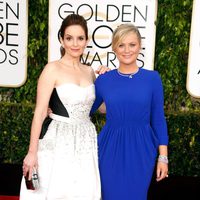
[118,65,138,74]
[60,56,81,69]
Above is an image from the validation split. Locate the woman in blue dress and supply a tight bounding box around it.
[91,24,169,200]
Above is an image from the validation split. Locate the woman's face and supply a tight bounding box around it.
[114,32,141,67]
[61,25,88,58]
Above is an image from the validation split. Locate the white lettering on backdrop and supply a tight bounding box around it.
[48,0,158,70]
[0,0,28,87]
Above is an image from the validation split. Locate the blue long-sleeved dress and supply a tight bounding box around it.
[91,68,168,200]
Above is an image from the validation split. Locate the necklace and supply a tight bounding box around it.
[117,68,139,78]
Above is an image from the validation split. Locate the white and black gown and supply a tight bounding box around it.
[20,83,101,200]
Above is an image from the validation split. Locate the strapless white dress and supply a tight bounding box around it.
[20,83,101,200]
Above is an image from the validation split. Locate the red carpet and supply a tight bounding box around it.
[0,196,19,200]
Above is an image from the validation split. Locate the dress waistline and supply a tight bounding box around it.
[106,119,149,127]
[49,113,91,124]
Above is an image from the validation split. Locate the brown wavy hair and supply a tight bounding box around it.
[58,14,88,57]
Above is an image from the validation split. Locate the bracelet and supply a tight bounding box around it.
[158,155,168,164]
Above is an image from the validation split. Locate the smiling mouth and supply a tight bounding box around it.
[123,55,132,58]
[71,49,80,51]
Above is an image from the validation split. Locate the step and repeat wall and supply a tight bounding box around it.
[48,0,157,71]
[0,0,199,98]
[0,0,28,87]
[186,0,200,98]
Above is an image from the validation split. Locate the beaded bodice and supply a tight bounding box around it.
[55,83,95,121]
[38,83,97,156]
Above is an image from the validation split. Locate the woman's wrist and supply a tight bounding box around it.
[28,147,38,154]
[158,155,168,164]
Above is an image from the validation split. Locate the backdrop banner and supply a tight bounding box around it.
[187,0,200,98]
[0,0,28,87]
[48,0,157,70]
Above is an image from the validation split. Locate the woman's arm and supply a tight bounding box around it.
[150,71,168,182]
[90,66,109,114]
[23,63,56,179]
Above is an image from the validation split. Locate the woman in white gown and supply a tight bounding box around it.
[20,14,107,200]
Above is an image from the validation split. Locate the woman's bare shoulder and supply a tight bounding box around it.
[42,61,62,74]
[38,61,61,82]
[81,64,94,72]
[45,60,60,69]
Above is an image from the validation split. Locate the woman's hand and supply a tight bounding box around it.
[156,161,168,182]
[95,65,111,75]
[157,146,168,181]
[98,102,106,114]
[47,107,52,116]
[22,151,38,180]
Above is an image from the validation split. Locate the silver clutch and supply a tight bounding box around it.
[25,168,39,190]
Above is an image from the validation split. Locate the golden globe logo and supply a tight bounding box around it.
[0,0,28,87]
[49,0,157,70]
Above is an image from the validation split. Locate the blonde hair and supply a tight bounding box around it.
[112,24,141,51]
